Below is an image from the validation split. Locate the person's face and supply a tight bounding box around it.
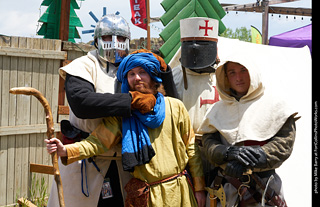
[225,62,250,96]
[101,35,126,42]
[127,67,157,94]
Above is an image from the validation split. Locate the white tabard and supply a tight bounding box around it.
[172,65,219,135]
[47,50,132,207]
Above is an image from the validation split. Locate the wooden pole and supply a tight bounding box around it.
[58,0,71,106]
[59,0,71,41]
[262,0,269,45]
[146,0,151,50]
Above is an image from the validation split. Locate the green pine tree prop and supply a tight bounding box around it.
[37,0,83,43]
[159,0,226,63]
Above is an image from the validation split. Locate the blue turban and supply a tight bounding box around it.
[117,52,166,171]
[117,52,162,93]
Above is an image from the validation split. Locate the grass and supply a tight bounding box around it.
[17,174,48,207]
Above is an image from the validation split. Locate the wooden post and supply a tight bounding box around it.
[262,0,269,45]
[59,0,71,41]
[146,0,151,50]
[58,0,71,106]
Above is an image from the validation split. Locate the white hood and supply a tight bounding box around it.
[198,51,298,145]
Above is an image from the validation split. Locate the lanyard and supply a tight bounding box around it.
[80,158,105,197]
[81,159,89,197]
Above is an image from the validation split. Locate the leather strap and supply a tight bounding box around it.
[181,65,188,90]
[148,169,194,193]
[209,175,224,207]
[225,175,260,206]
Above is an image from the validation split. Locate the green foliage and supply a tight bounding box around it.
[17,175,48,207]
[220,27,252,42]
[159,0,227,63]
[29,175,48,206]
[37,0,83,42]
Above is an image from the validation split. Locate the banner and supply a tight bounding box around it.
[251,25,262,44]
[130,0,147,30]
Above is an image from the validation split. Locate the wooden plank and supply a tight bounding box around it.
[0,35,11,47]
[29,39,42,196]
[0,46,67,60]
[0,123,61,136]
[35,39,49,187]
[44,40,55,188]
[0,36,10,206]
[35,134,44,189]
[15,135,23,200]
[0,50,10,128]
[0,137,8,205]
[17,197,38,207]
[19,37,31,196]
[30,163,54,175]
[0,47,2,128]
[59,0,71,41]
[62,41,95,52]
[8,36,19,204]
[24,39,34,196]
[221,3,312,16]
[62,59,72,66]
[15,37,28,200]
[58,105,69,115]
[6,135,15,204]
[30,40,41,127]
[52,59,60,121]
[54,38,62,51]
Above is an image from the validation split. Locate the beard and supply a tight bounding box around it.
[130,81,157,94]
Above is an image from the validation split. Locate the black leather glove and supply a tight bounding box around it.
[250,146,267,168]
[210,145,229,165]
[210,145,267,168]
[226,146,261,167]
[225,160,246,178]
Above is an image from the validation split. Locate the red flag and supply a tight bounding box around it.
[130,0,147,30]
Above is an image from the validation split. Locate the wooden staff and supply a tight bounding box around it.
[9,87,65,207]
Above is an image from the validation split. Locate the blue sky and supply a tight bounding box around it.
[0,0,311,43]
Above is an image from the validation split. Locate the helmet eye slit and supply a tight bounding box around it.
[94,14,131,63]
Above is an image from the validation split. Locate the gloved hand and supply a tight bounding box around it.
[249,146,267,168]
[224,160,246,178]
[130,91,156,114]
[226,146,262,167]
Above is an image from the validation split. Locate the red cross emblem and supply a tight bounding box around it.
[199,20,213,36]
[199,86,220,108]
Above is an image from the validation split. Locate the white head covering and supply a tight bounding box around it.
[180,17,219,41]
[198,51,298,145]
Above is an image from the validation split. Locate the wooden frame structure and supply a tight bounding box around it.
[221,0,311,44]
[0,35,94,206]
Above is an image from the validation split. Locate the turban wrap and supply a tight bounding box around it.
[117,52,165,171]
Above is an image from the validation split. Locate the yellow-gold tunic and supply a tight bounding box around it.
[62,97,205,206]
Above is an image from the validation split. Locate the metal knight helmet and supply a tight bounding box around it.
[180,17,219,72]
[94,14,131,63]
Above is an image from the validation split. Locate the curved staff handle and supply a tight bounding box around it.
[9,87,65,207]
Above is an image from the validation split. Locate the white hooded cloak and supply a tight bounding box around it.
[198,52,298,145]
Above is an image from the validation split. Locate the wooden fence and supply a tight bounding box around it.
[0,35,94,206]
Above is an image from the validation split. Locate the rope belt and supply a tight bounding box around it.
[147,169,195,193]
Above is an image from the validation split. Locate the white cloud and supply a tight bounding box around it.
[0,9,40,37]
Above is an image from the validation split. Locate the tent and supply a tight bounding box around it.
[269,24,312,53]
